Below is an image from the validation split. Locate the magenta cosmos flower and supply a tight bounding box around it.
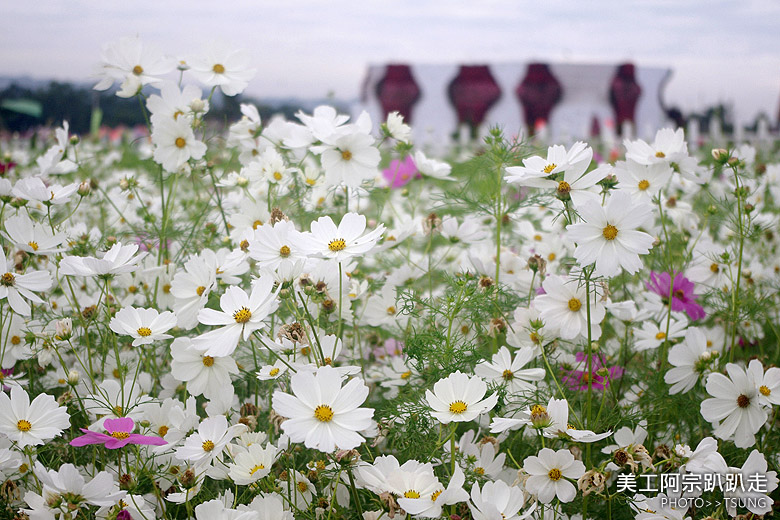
[646,271,705,321]
[383,156,419,188]
[562,352,623,391]
[70,417,167,449]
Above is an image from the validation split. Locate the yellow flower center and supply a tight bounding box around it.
[240,239,249,251]
[638,179,650,191]
[602,224,618,240]
[449,401,468,414]
[279,245,291,257]
[341,150,353,161]
[568,298,582,312]
[328,239,347,252]
[28,241,39,251]
[202,440,215,452]
[253,220,263,229]
[111,431,130,440]
[137,327,152,337]
[314,405,334,422]
[250,464,265,475]
[431,490,442,502]
[548,252,556,261]
[1,273,15,286]
[531,404,547,415]
[17,419,32,432]
[269,367,280,376]
[175,137,186,148]
[213,64,226,74]
[710,263,719,273]
[386,306,396,315]
[202,356,215,367]
[502,369,514,381]
[297,481,309,493]
[233,307,252,323]
[196,285,206,296]
[548,468,562,481]
[403,490,420,499]
[158,425,169,436]
[11,336,20,345]
[760,385,771,396]
[475,467,485,475]
[655,332,666,340]
[557,181,571,194]
[543,163,557,174]
[400,370,411,379]
[132,65,144,76]
[655,151,666,158]
[273,171,283,181]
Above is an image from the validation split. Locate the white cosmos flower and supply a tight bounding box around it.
[0,386,70,448]
[469,480,534,520]
[170,337,238,404]
[319,130,380,188]
[0,246,52,316]
[188,42,256,97]
[664,327,714,394]
[248,220,306,272]
[614,159,673,201]
[748,358,780,406]
[151,117,207,172]
[414,150,454,181]
[23,462,126,518]
[193,276,279,357]
[425,371,498,424]
[542,398,612,442]
[700,362,768,449]
[474,346,545,394]
[228,443,280,485]
[109,306,177,346]
[298,212,385,262]
[93,37,174,97]
[59,242,147,277]
[147,82,208,125]
[634,317,687,351]
[523,448,585,504]
[566,190,655,277]
[385,111,411,143]
[624,127,687,167]
[533,274,606,341]
[12,177,79,205]
[272,365,374,452]
[175,415,246,465]
[3,212,66,254]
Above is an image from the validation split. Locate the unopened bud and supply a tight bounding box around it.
[190,98,206,112]
[77,181,91,197]
[711,148,729,164]
[67,369,80,384]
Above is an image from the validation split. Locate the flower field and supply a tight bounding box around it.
[1,38,779,520]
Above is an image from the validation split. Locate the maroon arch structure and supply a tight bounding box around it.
[610,63,642,133]
[447,65,502,129]
[516,63,563,133]
[375,65,422,123]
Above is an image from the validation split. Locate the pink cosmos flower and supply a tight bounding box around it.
[371,338,404,359]
[646,271,706,321]
[383,156,419,188]
[70,417,167,449]
[562,352,623,391]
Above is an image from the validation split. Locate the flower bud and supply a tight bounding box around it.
[711,148,729,164]
[190,98,206,112]
[67,369,80,385]
[77,180,91,197]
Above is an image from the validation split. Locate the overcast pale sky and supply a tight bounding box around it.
[3,1,779,123]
